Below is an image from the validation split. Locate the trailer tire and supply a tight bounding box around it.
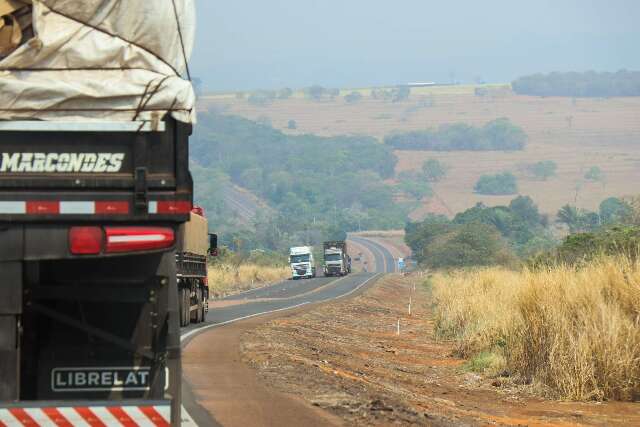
[179,288,189,326]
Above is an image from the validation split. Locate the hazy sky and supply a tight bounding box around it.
[191,0,640,92]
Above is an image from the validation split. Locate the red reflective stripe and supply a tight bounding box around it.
[43,408,73,427]
[157,200,191,214]
[0,419,6,427]
[75,408,107,427]
[139,407,169,427]
[26,201,59,215]
[9,408,37,426]
[95,201,129,215]
[106,407,137,427]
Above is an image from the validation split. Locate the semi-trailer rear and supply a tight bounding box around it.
[177,209,215,327]
[0,1,198,425]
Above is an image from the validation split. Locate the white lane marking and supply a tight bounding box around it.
[181,405,198,426]
[181,273,381,343]
[179,272,381,425]
[180,301,310,342]
[311,273,381,305]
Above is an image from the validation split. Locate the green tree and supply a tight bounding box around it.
[557,205,581,232]
[584,166,604,182]
[599,197,631,224]
[529,160,557,180]
[474,172,518,195]
[422,158,448,182]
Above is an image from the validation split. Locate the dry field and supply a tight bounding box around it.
[242,274,640,426]
[201,87,640,217]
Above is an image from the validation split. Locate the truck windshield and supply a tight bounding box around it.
[290,254,310,263]
[324,253,342,261]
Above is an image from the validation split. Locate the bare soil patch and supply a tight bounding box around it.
[241,274,640,426]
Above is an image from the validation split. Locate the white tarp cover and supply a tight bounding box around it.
[0,0,196,124]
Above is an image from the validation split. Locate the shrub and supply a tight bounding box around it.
[528,160,557,180]
[530,225,640,267]
[585,166,604,182]
[419,223,518,269]
[422,158,448,182]
[474,172,517,195]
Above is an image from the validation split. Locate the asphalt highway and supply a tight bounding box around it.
[180,235,397,426]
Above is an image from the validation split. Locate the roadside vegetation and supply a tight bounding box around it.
[410,193,640,401]
[430,256,640,401]
[406,195,553,263]
[384,118,526,151]
[207,247,290,298]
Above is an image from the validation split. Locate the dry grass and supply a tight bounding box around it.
[208,263,290,298]
[430,257,640,401]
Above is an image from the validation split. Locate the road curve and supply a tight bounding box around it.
[181,272,382,426]
[348,235,397,273]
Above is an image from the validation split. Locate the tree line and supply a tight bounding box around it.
[405,195,637,269]
[512,70,640,97]
[384,118,527,151]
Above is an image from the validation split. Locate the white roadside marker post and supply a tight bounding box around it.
[409,296,412,316]
[397,319,400,336]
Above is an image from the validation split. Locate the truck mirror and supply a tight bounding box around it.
[208,233,218,256]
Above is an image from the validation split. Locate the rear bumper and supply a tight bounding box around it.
[0,400,172,426]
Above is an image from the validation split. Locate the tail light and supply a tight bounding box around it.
[69,226,175,255]
[69,227,103,255]
[105,227,175,253]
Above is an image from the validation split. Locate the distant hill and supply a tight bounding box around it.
[199,84,640,218]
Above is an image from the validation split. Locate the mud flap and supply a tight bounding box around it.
[0,261,22,400]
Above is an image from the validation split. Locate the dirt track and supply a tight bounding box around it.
[241,274,640,426]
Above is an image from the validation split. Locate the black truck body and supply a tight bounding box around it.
[0,119,193,426]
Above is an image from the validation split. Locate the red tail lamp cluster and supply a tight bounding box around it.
[69,226,175,255]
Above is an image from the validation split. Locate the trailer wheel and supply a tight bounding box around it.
[180,288,190,327]
[191,287,203,323]
[200,289,207,322]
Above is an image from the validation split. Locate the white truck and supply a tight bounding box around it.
[323,241,352,277]
[289,246,316,279]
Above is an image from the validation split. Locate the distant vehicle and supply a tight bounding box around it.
[289,246,316,279]
[323,241,352,277]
